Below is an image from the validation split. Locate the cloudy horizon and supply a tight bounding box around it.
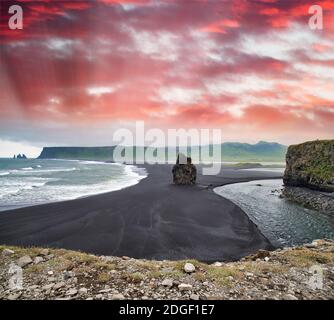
[1,0,334,157]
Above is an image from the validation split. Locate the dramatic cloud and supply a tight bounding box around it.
[0,0,333,151]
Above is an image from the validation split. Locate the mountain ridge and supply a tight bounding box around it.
[38,141,287,162]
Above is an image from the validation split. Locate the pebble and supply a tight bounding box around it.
[7,292,22,300]
[184,263,196,273]
[190,294,200,300]
[284,294,298,300]
[161,279,174,288]
[66,289,78,296]
[110,293,125,300]
[212,262,223,267]
[53,282,66,290]
[42,284,54,291]
[79,288,88,295]
[178,283,193,291]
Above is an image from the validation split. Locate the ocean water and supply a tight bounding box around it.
[214,179,334,247]
[0,158,147,212]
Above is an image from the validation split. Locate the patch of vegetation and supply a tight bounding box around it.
[97,272,112,283]
[128,272,145,283]
[206,266,242,287]
[283,248,333,267]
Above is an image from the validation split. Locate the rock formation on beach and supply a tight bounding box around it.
[283,140,334,192]
[172,154,197,185]
[283,140,334,213]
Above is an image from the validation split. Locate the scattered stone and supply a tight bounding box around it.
[284,294,298,301]
[184,263,196,273]
[47,271,54,275]
[7,292,22,300]
[110,293,125,300]
[190,294,200,300]
[40,249,49,256]
[178,283,193,291]
[264,257,270,262]
[212,262,223,267]
[2,248,15,256]
[79,288,88,295]
[17,255,33,268]
[53,282,66,290]
[42,284,54,291]
[34,256,44,264]
[63,271,75,280]
[66,289,78,296]
[161,279,174,288]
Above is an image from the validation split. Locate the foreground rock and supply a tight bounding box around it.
[1,241,334,300]
[172,154,197,185]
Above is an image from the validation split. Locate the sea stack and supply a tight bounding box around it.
[172,153,197,185]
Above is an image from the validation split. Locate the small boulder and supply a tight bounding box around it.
[110,293,125,300]
[178,283,193,291]
[40,249,50,256]
[34,256,44,264]
[17,255,33,268]
[79,288,88,295]
[212,262,223,267]
[184,263,196,273]
[2,248,15,256]
[161,279,174,288]
[53,282,66,290]
[66,289,78,296]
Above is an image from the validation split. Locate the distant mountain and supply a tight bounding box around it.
[38,142,287,162]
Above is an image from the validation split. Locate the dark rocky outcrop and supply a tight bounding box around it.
[283,140,334,213]
[15,154,27,159]
[283,140,334,192]
[172,154,197,185]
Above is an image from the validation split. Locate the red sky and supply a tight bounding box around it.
[0,0,333,153]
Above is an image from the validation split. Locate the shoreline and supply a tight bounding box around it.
[0,159,147,213]
[0,163,283,262]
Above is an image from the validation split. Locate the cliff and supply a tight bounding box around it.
[38,147,116,161]
[1,240,333,300]
[283,140,334,192]
[37,142,287,162]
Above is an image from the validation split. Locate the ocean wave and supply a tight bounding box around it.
[0,172,10,176]
[0,162,147,212]
[21,167,33,170]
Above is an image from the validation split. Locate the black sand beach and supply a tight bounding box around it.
[0,164,283,262]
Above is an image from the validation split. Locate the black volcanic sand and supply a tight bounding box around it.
[0,164,283,262]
